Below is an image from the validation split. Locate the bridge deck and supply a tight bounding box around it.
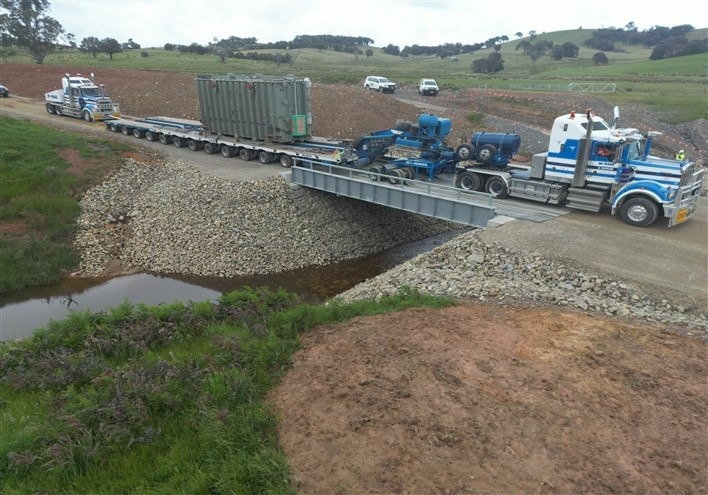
[289,163,496,228]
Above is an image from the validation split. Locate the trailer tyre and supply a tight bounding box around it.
[387,168,406,185]
[239,148,254,161]
[455,144,475,161]
[455,171,482,191]
[279,154,293,168]
[145,131,157,142]
[619,197,659,227]
[133,128,144,138]
[46,103,56,114]
[110,123,121,133]
[173,136,186,148]
[477,144,497,165]
[221,145,235,158]
[204,142,219,154]
[368,165,382,181]
[158,134,172,145]
[484,176,509,198]
[121,126,131,136]
[258,151,274,164]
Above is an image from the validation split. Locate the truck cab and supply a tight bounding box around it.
[539,109,704,226]
[45,73,120,121]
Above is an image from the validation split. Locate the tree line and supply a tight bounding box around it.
[1,0,705,69]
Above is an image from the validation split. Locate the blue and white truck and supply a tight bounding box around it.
[449,108,704,227]
[45,73,120,122]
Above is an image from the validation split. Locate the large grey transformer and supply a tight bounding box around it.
[195,74,312,143]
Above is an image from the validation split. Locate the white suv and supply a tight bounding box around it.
[418,78,439,96]
[364,76,396,93]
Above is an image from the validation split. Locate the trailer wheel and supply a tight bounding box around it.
[145,131,157,142]
[258,151,274,164]
[239,148,254,161]
[221,145,235,158]
[455,144,475,161]
[158,134,172,145]
[187,139,203,151]
[477,144,497,165]
[133,128,144,138]
[619,197,659,227]
[109,123,121,133]
[173,136,186,148]
[402,167,415,180]
[83,111,93,122]
[387,168,406,185]
[455,171,482,191]
[46,103,56,114]
[121,126,131,136]
[368,165,382,181]
[204,142,220,154]
[484,176,509,198]
[279,154,293,168]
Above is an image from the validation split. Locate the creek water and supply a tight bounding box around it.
[0,230,466,341]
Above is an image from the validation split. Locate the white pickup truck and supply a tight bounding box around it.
[418,78,439,96]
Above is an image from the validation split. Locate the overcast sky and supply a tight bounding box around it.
[48,0,706,49]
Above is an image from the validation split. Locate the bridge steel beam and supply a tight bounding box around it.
[289,165,497,228]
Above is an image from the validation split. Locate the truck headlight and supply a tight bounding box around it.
[667,188,677,200]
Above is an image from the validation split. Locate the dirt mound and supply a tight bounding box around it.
[270,305,707,494]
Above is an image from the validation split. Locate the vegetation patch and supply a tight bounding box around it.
[0,117,131,294]
[0,286,454,494]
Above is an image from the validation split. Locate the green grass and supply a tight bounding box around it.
[3,27,706,120]
[0,286,455,494]
[0,117,129,294]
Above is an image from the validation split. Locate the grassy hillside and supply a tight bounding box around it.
[2,28,707,120]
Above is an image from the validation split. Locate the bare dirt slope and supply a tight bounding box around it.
[2,64,706,494]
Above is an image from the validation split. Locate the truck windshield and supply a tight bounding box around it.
[627,141,641,160]
[581,120,610,131]
[80,87,103,97]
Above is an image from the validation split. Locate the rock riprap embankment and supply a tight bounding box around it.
[74,159,458,277]
[333,231,708,333]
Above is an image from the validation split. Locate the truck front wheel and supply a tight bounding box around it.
[83,111,93,122]
[619,197,659,227]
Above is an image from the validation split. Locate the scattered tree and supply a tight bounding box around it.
[471,52,504,73]
[63,32,75,48]
[592,51,609,65]
[79,36,100,57]
[382,43,400,56]
[550,41,579,60]
[515,31,523,39]
[516,39,553,65]
[98,37,122,60]
[122,38,140,49]
[365,48,373,58]
[0,0,64,64]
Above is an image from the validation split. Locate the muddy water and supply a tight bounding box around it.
[0,230,466,341]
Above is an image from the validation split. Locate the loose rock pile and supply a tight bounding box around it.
[334,231,708,333]
[74,159,458,277]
